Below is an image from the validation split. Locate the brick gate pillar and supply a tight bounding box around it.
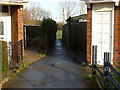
[11,5,24,67]
[113,5,120,67]
[87,5,92,64]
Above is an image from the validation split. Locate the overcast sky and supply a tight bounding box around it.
[25,0,86,22]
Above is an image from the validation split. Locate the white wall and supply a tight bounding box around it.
[0,5,11,42]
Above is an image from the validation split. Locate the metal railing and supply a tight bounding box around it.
[92,46,120,89]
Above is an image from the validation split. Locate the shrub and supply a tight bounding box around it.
[40,18,57,47]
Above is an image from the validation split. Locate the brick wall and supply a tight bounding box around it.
[87,5,92,64]
[113,5,120,66]
[11,5,24,67]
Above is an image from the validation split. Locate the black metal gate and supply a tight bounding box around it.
[92,46,120,89]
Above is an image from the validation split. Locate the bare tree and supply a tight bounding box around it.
[23,8,43,25]
[27,2,51,20]
[23,8,32,25]
[23,2,51,25]
[57,21,64,30]
[79,1,87,15]
[59,0,77,23]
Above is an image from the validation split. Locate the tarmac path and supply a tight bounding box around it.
[3,39,96,88]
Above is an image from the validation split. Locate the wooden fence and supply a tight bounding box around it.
[92,46,120,89]
[62,21,87,52]
[24,25,41,47]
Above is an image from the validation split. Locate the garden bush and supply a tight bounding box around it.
[40,18,57,47]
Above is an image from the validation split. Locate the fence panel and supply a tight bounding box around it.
[24,25,41,47]
[62,22,87,52]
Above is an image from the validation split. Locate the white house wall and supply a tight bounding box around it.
[0,5,12,66]
[0,5,11,42]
